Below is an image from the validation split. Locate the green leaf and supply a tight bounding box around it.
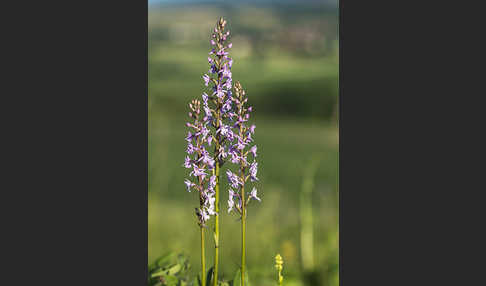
[147,276,163,286]
[196,273,202,286]
[163,275,179,286]
[167,264,182,275]
[232,268,250,286]
[232,270,239,286]
[154,252,176,268]
[177,254,190,271]
[206,266,214,286]
[151,269,169,278]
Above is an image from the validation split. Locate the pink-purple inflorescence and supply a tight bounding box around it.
[183,17,260,226]
[226,81,260,215]
[184,17,236,227]
[184,99,217,226]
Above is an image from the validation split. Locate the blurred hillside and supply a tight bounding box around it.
[149,2,338,120]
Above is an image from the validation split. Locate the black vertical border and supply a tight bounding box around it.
[338,0,465,284]
[2,0,148,284]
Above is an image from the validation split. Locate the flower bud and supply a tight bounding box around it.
[275,254,284,285]
[218,17,226,29]
[275,254,283,270]
[234,81,242,91]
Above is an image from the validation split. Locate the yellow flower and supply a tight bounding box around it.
[275,254,283,270]
[275,254,284,285]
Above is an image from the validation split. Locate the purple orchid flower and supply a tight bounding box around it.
[227,189,235,213]
[249,124,256,134]
[229,151,240,164]
[203,74,210,86]
[209,64,218,74]
[249,161,258,182]
[249,187,261,202]
[226,170,241,189]
[214,86,226,99]
[249,145,257,157]
[206,196,216,215]
[236,136,246,150]
[218,145,227,160]
[209,175,217,191]
[198,208,210,223]
[187,143,195,154]
[200,151,215,170]
[184,179,195,192]
[217,123,231,137]
[202,92,209,104]
[191,165,207,179]
[183,156,192,169]
[222,98,232,113]
[186,131,195,142]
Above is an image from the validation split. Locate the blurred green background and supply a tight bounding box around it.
[149,1,338,285]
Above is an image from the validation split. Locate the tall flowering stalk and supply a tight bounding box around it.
[203,17,234,286]
[184,17,233,286]
[227,81,261,286]
[184,99,216,286]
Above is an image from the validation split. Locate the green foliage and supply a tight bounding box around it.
[148,253,192,286]
[205,266,214,286]
[232,269,250,286]
[149,256,254,286]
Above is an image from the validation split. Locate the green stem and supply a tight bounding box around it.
[213,95,221,286]
[213,163,220,286]
[213,29,224,286]
[235,84,247,286]
[201,227,206,286]
[241,184,246,286]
